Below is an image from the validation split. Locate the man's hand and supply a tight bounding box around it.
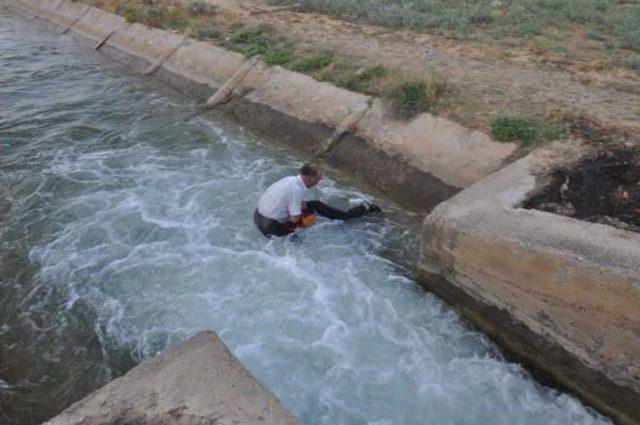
[289,215,301,224]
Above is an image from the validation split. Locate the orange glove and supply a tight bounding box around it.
[301,213,316,227]
[286,207,317,231]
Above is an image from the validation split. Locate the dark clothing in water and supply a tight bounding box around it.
[253,200,368,238]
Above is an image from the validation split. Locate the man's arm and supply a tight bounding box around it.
[286,189,303,224]
[289,201,309,224]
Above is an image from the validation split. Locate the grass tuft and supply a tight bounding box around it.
[264,42,296,65]
[491,116,569,145]
[491,116,538,143]
[188,0,215,16]
[291,54,334,72]
[389,80,430,119]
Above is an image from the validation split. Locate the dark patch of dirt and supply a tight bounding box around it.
[525,147,640,232]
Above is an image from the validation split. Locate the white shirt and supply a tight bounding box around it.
[258,175,307,222]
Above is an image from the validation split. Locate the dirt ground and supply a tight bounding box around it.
[203,0,640,136]
[525,144,640,232]
[526,120,640,232]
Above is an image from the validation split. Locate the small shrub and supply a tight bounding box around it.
[231,26,266,44]
[389,80,430,119]
[229,26,271,57]
[291,54,334,72]
[188,0,215,16]
[491,116,537,143]
[123,5,142,23]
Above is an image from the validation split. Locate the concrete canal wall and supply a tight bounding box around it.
[420,150,640,425]
[4,0,517,212]
[4,0,639,424]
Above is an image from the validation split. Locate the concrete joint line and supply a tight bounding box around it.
[204,55,260,108]
[29,1,42,20]
[313,98,373,158]
[9,0,40,20]
[60,4,90,34]
[94,28,117,50]
[143,36,188,76]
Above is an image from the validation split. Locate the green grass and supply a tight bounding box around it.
[227,26,296,63]
[388,80,431,119]
[491,116,569,145]
[264,43,296,65]
[227,25,438,120]
[290,54,334,72]
[270,0,640,52]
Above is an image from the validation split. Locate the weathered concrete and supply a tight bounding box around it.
[44,331,301,425]
[4,0,517,211]
[420,149,640,425]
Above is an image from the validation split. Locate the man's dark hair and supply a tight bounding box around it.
[300,163,321,177]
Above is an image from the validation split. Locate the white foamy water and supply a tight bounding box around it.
[0,6,610,425]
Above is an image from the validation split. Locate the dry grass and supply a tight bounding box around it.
[78,0,575,140]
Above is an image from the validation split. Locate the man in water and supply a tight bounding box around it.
[254,163,381,238]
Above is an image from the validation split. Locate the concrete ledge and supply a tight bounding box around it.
[72,6,126,43]
[419,151,640,425]
[44,331,301,425]
[5,0,517,211]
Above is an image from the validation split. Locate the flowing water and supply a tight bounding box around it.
[0,6,611,425]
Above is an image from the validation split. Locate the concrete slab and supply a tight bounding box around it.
[44,331,301,425]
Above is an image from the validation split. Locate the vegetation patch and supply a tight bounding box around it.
[290,53,334,72]
[491,116,568,145]
[85,0,216,32]
[389,80,430,119]
[270,0,640,53]
[387,77,448,119]
[224,25,441,121]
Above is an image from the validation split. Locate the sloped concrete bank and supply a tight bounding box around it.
[420,149,640,425]
[44,332,301,425]
[4,0,515,212]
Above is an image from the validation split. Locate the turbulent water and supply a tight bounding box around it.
[0,6,611,425]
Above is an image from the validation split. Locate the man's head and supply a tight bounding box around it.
[299,163,324,188]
